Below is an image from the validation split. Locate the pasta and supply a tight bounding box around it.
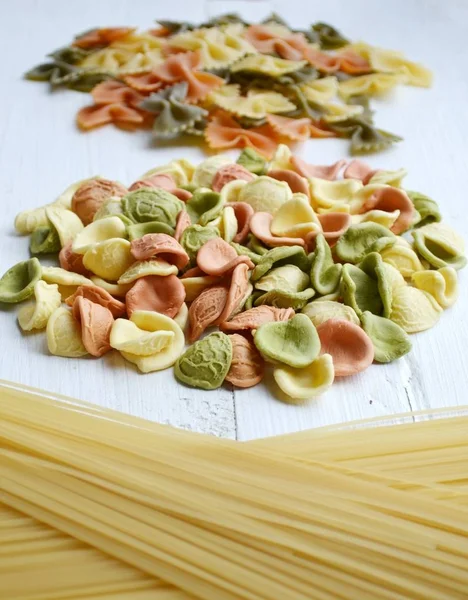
[25,14,431,155]
[1,148,465,404]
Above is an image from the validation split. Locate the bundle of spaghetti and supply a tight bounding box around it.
[2,382,468,600]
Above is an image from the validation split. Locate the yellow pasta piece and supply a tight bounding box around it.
[323,103,365,122]
[380,239,424,278]
[352,42,432,87]
[142,158,196,186]
[271,195,321,238]
[118,259,178,284]
[41,266,93,287]
[219,179,249,204]
[170,24,256,69]
[302,301,360,327]
[412,267,458,309]
[211,206,238,243]
[90,276,133,297]
[72,216,127,254]
[268,144,294,171]
[173,302,189,332]
[192,155,233,188]
[352,209,401,229]
[299,76,339,104]
[390,285,442,333]
[46,306,88,357]
[309,177,363,212]
[380,262,406,292]
[83,239,134,281]
[120,311,185,372]
[231,54,307,77]
[181,275,220,303]
[45,206,84,246]
[368,168,407,187]
[210,85,295,119]
[110,319,175,356]
[339,73,406,100]
[112,32,166,53]
[239,176,292,213]
[273,354,335,400]
[17,281,61,331]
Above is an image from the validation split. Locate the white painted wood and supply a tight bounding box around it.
[0,0,467,441]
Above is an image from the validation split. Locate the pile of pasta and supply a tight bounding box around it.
[25,13,432,155]
[1,147,464,401]
[2,379,468,600]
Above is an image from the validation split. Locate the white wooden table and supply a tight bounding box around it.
[1,0,467,440]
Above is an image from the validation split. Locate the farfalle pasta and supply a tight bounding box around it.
[25,13,431,155]
[1,148,464,403]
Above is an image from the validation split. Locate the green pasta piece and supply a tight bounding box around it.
[255,265,310,293]
[0,258,42,303]
[310,234,342,296]
[360,311,412,363]
[340,263,383,317]
[358,252,393,318]
[254,313,320,368]
[230,242,262,264]
[180,224,220,261]
[122,188,183,226]
[140,82,208,138]
[25,62,75,83]
[335,223,395,264]
[48,46,92,65]
[311,22,350,49]
[252,246,310,282]
[127,221,175,241]
[174,332,232,390]
[186,190,224,226]
[29,225,61,255]
[244,291,263,311]
[254,288,315,310]
[328,117,402,155]
[236,148,267,175]
[407,190,442,228]
[248,235,269,256]
[155,20,197,34]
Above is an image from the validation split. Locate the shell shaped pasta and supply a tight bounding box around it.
[45,206,84,246]
[390,285,442,333]
[46,307,88,358]
[17,281,61,331]
[239,176,292,213]
[302,300,360,327]
[273,354,335,400]
[118,259,178,284]
[72,216,127,254]
[271,196,321,238]
[110,318,175,356]
[210,85,296,119]
[83,239,134,281]
[412,267,458,309]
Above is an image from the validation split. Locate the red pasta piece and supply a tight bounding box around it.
[91,81,144,108]
[59,242,91,276]
[197,237,254,276]
[360,187,415,235]
[338,49,372,75]
[211,164,255,192]
[130,233,190,269]
[305,213,352,250]
[250,212,306,248]
[76,103,148,131]
[244,25,309,61]
[317,319,374,377]
[174,210,192,243]
[152,51,224,102]
[267,169,310,198]
[72,296,114,357]
[205,111,278,159]
[343,159,378,184]
[126,274,186,318]
[225,334,264,388]
[303,47,341,73]
[266,115,311,142]
[66,285,126,318]
[219,305,295,333]
[73,27,134,49]
[226,202,254,244]
[215,263,251,325]
[188,284,229,341]
[124,72,164,94]
[292,156,346,181]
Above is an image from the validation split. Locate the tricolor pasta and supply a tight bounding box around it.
[0,148,464,401]
[25,13,432,155]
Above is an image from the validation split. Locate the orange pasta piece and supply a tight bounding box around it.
[226,202,254,244]
[360,187,415,235]
[292,156,346,180]
[76,103,148,131]
[123,72,164,94]
[205,111,278,159]
[66,285,126,318]
[215,263,251,325]
[244,25,309,61]
[174,210,192,242]
[211,164,255,192]
[126,274,186,318]
[338,49,372,75]
[303,47,341,73]
[72,296,114,357]
[305,213,352,250]
[309,120,337,138]
[267,169,310,197]
[130,234,189,269]
[152,51,224,102]
[225,333,265,388]
[59,242,91,276]
[317,319,374,377]
[344,159,378,183]
[91,81,145,108]
[266,115,311,142]
[219,305,294,333]
[188,285,229,342]
[73,27,135,49]
[197,237,254,276]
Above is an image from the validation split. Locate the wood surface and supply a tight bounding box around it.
[0,0,466,440]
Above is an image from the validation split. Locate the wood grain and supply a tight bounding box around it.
[0,0,466,441]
